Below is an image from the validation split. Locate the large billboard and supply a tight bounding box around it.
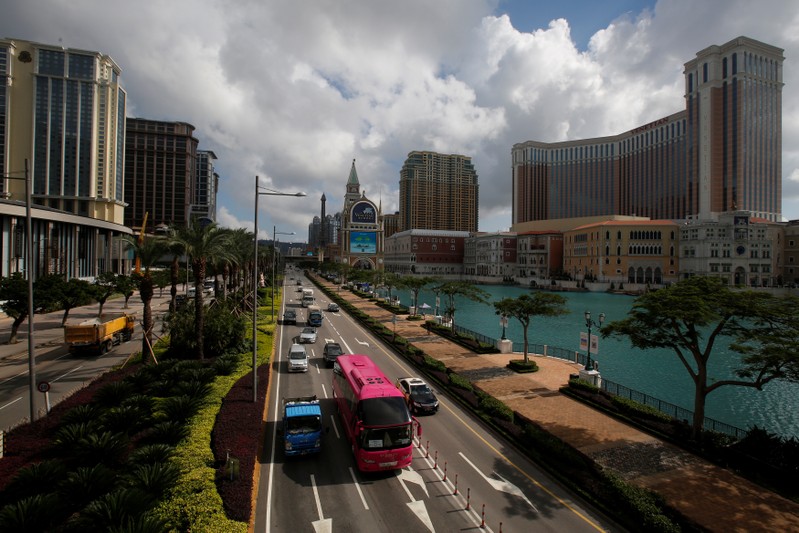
[350,231,376,254]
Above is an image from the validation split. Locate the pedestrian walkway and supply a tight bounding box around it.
[318,276,799,532]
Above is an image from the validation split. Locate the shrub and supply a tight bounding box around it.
[448,373,473,392]
[0,493,65,532]
[568,377,600,394]
[478,393,513,422]
[422,355,447,373]
[610,396,673,423]
[507,359,538,373]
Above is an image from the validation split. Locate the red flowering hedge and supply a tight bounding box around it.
[212,364,270,522]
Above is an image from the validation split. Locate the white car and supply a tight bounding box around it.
[287,343,308,373]
[299,327,317,344]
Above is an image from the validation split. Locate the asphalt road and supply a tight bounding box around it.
[256,272,618,533]
[0,290,175,431]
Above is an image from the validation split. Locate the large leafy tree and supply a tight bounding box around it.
[494,293,569,364]
[92,271,118,316]
[0,273,34,344]
[168,220,235,359]
[431,280,489,331]
[114,274,137,309]
[397,275,437,315]
[602,276,799,440]
[120,234,169,364]
[56,278,94,326]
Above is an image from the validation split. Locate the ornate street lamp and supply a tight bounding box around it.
[584,310,605,371]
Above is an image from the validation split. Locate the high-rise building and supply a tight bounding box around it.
[399,151,478,232]
[512,36,784,225]
[1,39,127,223]
[124,118,199,232]
[192,150,218,222]
[0,38,131,278]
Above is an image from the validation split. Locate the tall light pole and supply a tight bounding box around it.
[252,176,305,402]
[584,310,605,371]
[3,159,36,421]
[272,226,295,322]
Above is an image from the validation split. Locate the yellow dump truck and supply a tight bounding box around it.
[64,313,136,354]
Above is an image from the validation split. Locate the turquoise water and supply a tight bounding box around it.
[387,285,799,439]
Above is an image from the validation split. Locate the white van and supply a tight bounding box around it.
[287,343,309,373]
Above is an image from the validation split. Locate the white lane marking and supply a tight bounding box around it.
[329,415,340,439]
[349,467,369,510]
[311,474,325,519]
[459,452,538,513]
[51,364,85,383]
[311,474,332,533]
[0,396,23,411]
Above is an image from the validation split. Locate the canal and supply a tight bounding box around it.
[386,284,798,439]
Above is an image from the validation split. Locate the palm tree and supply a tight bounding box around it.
[119,234,169,364]
[168,220,235,359]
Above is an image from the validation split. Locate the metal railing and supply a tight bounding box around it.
[452,324,748,439]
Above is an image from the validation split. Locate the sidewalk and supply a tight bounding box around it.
[320,277,799,532]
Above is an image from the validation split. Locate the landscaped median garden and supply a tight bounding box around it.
[0,293,274,532]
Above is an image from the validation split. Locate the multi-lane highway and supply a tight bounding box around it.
[255,270,618,533]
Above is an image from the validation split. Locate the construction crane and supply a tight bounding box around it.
[134,211,148,274]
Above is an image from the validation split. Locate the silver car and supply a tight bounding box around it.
[299,327,317,344]
[287,343,308,372]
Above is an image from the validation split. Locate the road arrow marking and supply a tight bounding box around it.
[354,337,369,346]
[459,452,538,513]
[406,500,435,532]
[312,519,332,533]
[398,467,430,498]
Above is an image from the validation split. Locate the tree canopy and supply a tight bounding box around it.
[494,292,569,363]
[602,276,799,440]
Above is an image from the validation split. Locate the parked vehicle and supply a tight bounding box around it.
[299,327,317,344]
[323,342,343,367]
[287,343,309,372]
[307,305,323,327]
[396,377,440,415]
[64,313,136,355]
[279,396,323,456]
[331,354,421,472]
[283,309,297,325]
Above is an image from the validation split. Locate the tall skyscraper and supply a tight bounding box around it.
[0,38,131,278]
[192,150,218,222]
[399,151,478,232]
[0,39,127,223]
[124,118,199,231]
[512,36,784,225]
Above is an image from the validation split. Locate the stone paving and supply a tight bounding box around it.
[319,276,799,532]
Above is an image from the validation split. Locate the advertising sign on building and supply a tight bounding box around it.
[351,201,377,224]
[350,231,376,254]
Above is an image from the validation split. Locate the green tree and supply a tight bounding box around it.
[432,281,489,332]
[168,219,235,359]
[92,271,118,316]
[57,278,94,326]
[120,234,170,364]
[114,274,137,309]
[152,270,171,298]
[397,275,437,315]
[493,293,569,364]
[602,276,799,440]
[0,273,33,344]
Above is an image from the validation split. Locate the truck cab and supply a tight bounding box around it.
[280,396,323,456]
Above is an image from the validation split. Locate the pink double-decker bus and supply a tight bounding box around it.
[332,354,421,472]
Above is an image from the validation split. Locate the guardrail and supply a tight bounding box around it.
[454,323,748,439]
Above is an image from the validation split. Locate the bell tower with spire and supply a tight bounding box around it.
[339,159,383,271]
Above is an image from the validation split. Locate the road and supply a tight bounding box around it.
[255,271,618,533]
[0,291,174,431]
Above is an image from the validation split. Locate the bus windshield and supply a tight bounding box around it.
[358,397,410,426]
[360,424,413,451]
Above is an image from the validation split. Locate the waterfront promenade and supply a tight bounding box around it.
[316,276,799,532]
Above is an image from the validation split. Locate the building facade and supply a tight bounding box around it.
[680,212,782,286]
[512,36,784,225]
[338,160,382,269]
[124,118,199,232]
[0,39,132,279]
[384,229,469,276]
[191,150,218,223]
[515,231,564,284]
[399,151,478,232]
[463,232,517,282]
[563,220,680,285]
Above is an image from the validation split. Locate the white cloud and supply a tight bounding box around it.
[4,0,799,235]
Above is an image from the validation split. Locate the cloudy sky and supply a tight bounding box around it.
[3,0,799,240]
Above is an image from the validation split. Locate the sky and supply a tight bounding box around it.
[3,0,799,241]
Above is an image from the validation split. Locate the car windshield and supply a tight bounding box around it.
[289,350,306,360]
[302,328,314,334]
[326,344,342,355]
[410,384,434,401]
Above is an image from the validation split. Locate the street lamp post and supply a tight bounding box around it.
[252,176,305,402]
[584,310,605,371]
[500,315,508,340]
[3,159,36,421]
[271,226,295,322]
